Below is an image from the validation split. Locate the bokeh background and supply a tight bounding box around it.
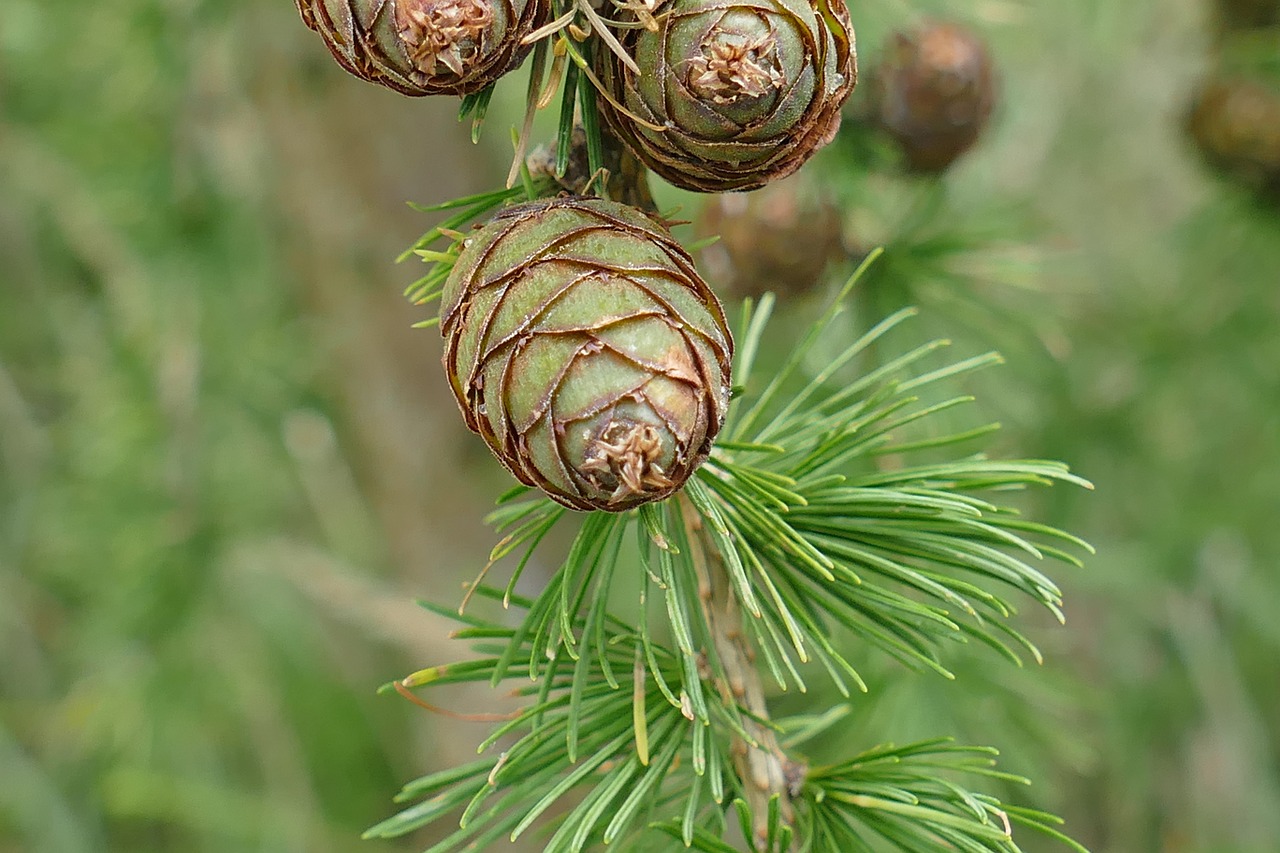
[2,0,1277,851]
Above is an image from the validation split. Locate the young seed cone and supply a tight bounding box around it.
[440,197,733,511]
[871,21,997,173]
[296,0,549,96]
[595,0,857,192]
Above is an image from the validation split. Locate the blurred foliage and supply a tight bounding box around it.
[0,2,514,851]
[1,1,1278,853]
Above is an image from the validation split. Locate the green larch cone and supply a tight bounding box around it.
[594,0,857,192]
[295,0,548,96]
[440,197,733,512]
[871,21,997,173]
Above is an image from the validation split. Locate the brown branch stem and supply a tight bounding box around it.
[527,124,656,212]
[677,494,799,851]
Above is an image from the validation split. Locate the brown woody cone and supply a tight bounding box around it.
[871,21,997,173]
[697,175,843,300]
[1187,76,1280,199]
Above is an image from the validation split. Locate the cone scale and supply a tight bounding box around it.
[440,197,733,511]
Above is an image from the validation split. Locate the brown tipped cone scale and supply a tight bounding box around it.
[296,0,549,96]
[440,197,733,512]
[594,0,857,192]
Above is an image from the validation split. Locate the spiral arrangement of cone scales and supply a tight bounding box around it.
[595,0,857,192]
[292,0,865,507]
[440,197,733,511]
[295,0,548,96]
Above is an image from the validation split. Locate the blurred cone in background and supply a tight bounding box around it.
[696,175,844,300]
[1186,77,1280,200]
[1213,0,1280,30]
[869,21,997,173]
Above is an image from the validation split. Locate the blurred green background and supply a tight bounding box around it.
[2,1,1277,852]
